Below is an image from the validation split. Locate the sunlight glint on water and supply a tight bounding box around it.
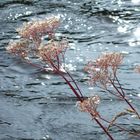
[0,0,140,140]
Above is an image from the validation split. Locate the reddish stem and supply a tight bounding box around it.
[65,70,84,99]
[56,55,60,70]
[123,98,140,119]
[110,78,139,118]
[114,75,125,97]
[44,55,115,139]
[93,117,114,140]
[21,57,115,139]
[99,116,140,137]
[45,55,83,102]
[58,71,83,102]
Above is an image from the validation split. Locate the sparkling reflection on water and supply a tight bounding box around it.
[0,0,140,140]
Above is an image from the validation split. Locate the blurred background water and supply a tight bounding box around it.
[0,0,140,140]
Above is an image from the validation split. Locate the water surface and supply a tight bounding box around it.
[0,0,140,140]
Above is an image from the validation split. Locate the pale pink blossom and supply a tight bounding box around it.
[84,53,123,87]
[77,95,100,118]
[38,38,68,68]
[6,39,29,58]
[17,17,60,46]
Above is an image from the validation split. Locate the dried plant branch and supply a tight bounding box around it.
[85,52,140,119]
[109,78,140,119]
[107,112,129,131]
[76,96,114,140]
[99,116,140,137]
[9,17,140,140]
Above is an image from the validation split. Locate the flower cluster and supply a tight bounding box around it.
[77,95,100,118]
[84,53,123,87]
[38,38,68,68]
[17,17,60,47]
[85,52,123,73]
[6,39,30,58]
[6,16,69,70]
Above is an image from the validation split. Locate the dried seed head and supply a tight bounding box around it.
[6,39,30,58]
[84,52,123,86]
[85,53,123,73]
[38,39,68,64]
[17,17,60,44]
[95,52,123,70]
[77,95,100,117]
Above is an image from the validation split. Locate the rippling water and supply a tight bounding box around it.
[0,0,140,140]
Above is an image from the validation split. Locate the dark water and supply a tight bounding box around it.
[0,0,140,140]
